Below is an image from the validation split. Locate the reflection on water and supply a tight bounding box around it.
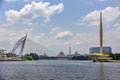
[0,60,120,80]
[98,63,105,80]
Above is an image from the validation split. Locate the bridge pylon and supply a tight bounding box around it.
[10,34,27,58]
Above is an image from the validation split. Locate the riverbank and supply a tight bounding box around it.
[109,60,120,62]
[0,59,25,61]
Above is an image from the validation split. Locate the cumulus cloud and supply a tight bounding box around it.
[56,31,73,40]
[78,7,120,26]
[103,23,120,53]
[5,1,64,23]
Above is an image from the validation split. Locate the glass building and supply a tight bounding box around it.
[90,47,112,53]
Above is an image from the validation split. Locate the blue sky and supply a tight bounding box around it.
[0,0,120,55]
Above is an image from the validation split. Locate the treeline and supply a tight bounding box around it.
[22,53,120,61]
[22,53,39,60]
[72,53,120,60]
[109,53,120,60]
[72,55,92,60]
[22,53,92,61]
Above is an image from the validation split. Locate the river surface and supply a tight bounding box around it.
[0,60,120,80]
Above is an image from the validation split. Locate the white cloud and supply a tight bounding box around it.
[104,23,120,53]
[49,27,59,34]
[33,33,47,42]
[0,27,32,45]
[56,31,73,40]
[51,27,59,32]
[79,7,120,26]
[5,1,64,23]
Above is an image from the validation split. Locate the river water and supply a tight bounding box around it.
[0,60,120,80]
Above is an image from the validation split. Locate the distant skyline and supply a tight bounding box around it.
[0,0,120,55]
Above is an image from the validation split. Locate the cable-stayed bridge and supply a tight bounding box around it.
[10,34,55,57]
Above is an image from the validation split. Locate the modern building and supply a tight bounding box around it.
[6,53,17,60]
[0,49,7,60]
[57,51,66,57]
[73,52,81,57]
[90,47,112,53]
[67,51,82,57]
[57,51,67,60]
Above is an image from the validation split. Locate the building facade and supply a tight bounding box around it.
[0,49,7,60]
[90,47,112,53]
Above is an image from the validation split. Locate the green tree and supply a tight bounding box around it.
[72,55,91,60]
[30,53,39,60]
[25,56,33,60]
[22,54,33,61]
